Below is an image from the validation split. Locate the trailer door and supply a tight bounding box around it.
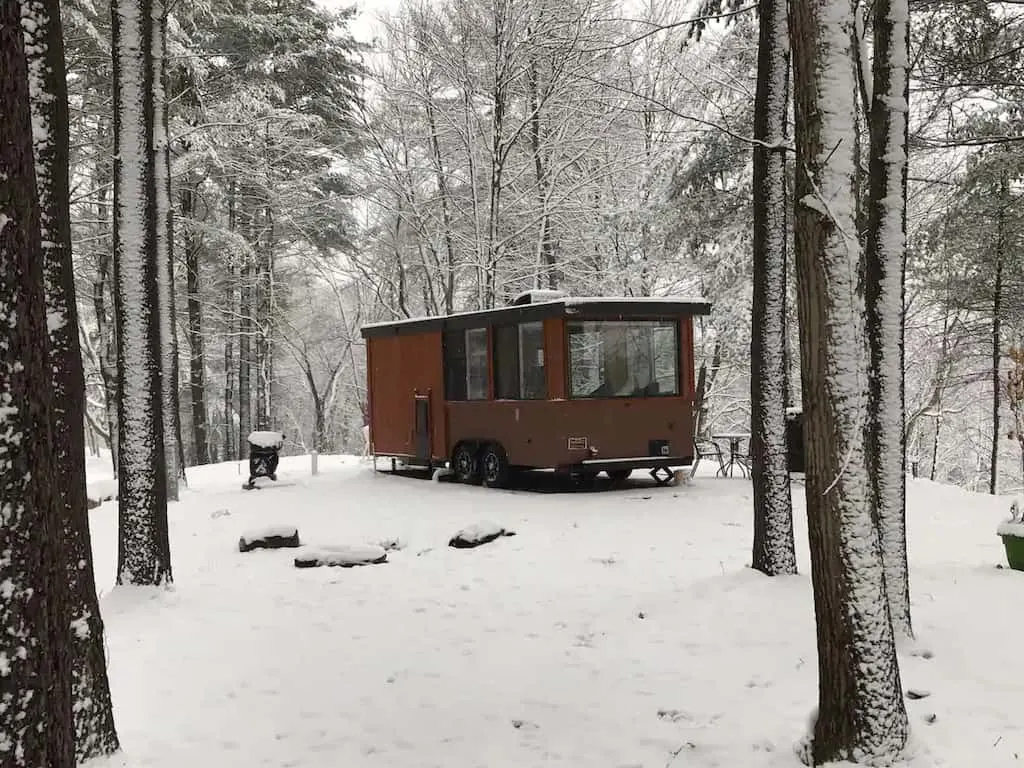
[414,394,431,463]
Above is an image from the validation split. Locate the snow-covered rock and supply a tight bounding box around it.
[87,477,118,509]
[238,525,300,552]
[247,431,285,449]
[448,521,516,549]
[294,544,388,568]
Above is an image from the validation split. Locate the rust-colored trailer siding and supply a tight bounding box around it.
[447,396,694,469]
[446,315,696,468]
[366,331,446,459]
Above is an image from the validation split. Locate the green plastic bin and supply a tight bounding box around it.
[1000,534,1024,571]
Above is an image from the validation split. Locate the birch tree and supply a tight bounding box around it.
[0,0,75,760]
[864,0,912,638]
[749,0,796,576]
[22,0,120,754]
[112,0,173,585]
[790,0,908,760]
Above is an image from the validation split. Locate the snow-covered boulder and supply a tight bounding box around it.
[87,478,118,509]
[247,431,285,449]
[448,521,516,549]
[238,525,300,553]
[293,544,388,568]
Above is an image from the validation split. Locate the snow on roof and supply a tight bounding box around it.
[360,295,712,334]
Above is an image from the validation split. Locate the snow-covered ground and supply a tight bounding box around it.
[84,453,1023,767]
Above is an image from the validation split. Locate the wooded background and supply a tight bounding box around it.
[65,0,1024,494]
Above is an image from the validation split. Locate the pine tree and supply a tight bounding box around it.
[0,0,75,761]
[864,0,913,639]
[749,0,797,576]
[21,0,121,755]
[112,0,173,585]
[790,0,909,760]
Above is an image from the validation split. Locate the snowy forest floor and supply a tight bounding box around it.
[84,453,1023,767]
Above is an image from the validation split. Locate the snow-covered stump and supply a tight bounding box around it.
[238,526,300,553]
[293,544,388,568]
[448,521,516,549]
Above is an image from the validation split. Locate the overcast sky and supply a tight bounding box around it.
[318,0,406,42]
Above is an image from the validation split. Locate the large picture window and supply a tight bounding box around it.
[568,320,678,398]
[444,327,490,401]
[493,321,546,400]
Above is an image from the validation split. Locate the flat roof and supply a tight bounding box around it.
[360,296,712,338]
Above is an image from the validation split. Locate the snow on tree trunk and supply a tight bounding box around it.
[152,0,179,501]
[238,250,253,453]
[182,183,210,464]
[112,0,173,586]
[990,168,1007,496]
[21,0,121,755]
[864,0,912,639]
[0,1,74,760]
[790,0,909,762]
[750,0,797,577]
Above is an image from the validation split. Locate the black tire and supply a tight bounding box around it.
[607,468,632,485]
[480,443,511,488]
[451,443,481,484]
[571,470,599,489]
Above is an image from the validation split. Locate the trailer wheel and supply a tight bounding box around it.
[451,443,481,484]
[480,443,511,488]
[607,468,632,485]
[571,470,598,489]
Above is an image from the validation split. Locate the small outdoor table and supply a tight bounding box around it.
[711,432,751,478]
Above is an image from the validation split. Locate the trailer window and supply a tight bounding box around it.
[444,327,489,401]
[494,322,545,399]
[493,322,546,399]
[519,322,545,399]
[568,320,678,398]
[466,328,489,400]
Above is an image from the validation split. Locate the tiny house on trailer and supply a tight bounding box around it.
[360,292,712,487]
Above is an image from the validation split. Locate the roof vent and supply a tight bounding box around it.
[509,289,569,306]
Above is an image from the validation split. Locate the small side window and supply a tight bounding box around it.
[518,321,546,399]
[465,328,489,400]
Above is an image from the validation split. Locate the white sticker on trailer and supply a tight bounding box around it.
[567,437,588,450]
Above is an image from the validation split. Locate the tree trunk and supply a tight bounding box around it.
[224,262,237,461]
[864,0,912,639]
[112,0,173,586]
[224,181,237,461]
[154,0,179,500]
[238,251,253,452]
[527,49,556,289]
[484,0,508,308]
[22,0,120,755]
[255,209,273,431]
[790,0,908,761]
[749,0,796,577]
[990,168,1007,495]
[182,181,210,464]
[0,2,75,759]
[314,399,327,454]
[693,336,722,437]
[424,92,456,314]
[92,141,119,476]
